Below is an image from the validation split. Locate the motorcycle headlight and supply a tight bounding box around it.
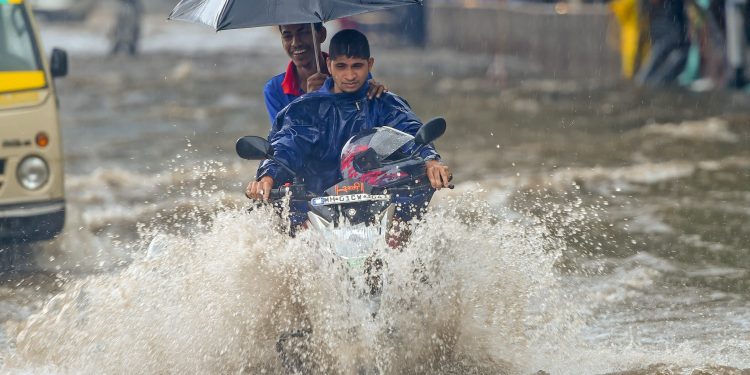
[17,156,50,190]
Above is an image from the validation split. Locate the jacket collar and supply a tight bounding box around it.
[320,77,369,100]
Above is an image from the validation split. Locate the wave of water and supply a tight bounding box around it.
[2,161,749,374]
[3,195,571,374]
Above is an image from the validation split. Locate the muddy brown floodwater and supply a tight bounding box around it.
[0,17,749,374]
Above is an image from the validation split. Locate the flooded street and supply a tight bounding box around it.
[1,12,750,374]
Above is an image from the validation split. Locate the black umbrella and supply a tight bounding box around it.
[168,0,422,71]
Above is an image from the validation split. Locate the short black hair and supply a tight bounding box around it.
[329,29,370,60]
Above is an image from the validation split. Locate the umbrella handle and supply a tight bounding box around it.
[311,23,321,73]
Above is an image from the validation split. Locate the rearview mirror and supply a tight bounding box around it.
[414,117,446,145]
[236,136,273,160]
[50,48,68,78]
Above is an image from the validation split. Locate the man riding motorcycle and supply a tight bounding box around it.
[246,29,452,228]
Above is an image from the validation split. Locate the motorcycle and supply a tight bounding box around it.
[236,118,451,372]
[236,117,451,258]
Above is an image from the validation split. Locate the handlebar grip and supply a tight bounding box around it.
[389,181,455,193]
[268,187,288,200]
[268,187,316,201]
[387,181,433,194]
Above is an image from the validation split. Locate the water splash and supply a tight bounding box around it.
[3,194,570,374]
[4,173,749,374]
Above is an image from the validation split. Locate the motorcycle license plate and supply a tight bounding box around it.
[310,194,391,207]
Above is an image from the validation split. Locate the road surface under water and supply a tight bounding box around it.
[0,16,749,374]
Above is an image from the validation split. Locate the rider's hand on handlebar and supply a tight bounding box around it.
[426,160,452,190]
[246,176,274,201]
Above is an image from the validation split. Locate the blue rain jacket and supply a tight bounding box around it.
[257,77,440,194]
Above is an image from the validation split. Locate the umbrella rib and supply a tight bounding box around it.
[319,10,330,23]
[215,0,233,30]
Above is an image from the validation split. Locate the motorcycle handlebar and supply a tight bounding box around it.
[386,175,455,194]
[267,187,287,201]
[267,186,316,201]
[385,183,454,195]
[262,178,455,202]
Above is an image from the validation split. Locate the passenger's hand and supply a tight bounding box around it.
[425,160,452,189]
[306,73,329,93]
[367,79,387,99]
[245,176,274,201]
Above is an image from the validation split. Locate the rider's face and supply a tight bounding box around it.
[280,24,325,68]
[327,55,374,94]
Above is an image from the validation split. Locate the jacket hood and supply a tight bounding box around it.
[320,77,370,99]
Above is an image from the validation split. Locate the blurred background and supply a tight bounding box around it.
[0,0,749,373]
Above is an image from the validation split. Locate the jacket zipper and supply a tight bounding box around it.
[355,100,361,111]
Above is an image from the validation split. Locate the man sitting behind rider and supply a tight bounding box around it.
[246,29,451,225]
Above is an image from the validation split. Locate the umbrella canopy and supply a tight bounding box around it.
[168,0,422,31]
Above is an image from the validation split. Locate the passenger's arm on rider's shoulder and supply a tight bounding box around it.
[367,78,387,99]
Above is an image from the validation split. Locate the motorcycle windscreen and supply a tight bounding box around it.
[342,126,414,162]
